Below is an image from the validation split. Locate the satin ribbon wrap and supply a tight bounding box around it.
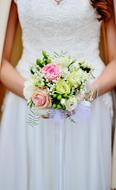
[26,100,92,127]
[53,102,92,126]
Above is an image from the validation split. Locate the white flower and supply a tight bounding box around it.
[61,98,66,105]
[68,70,85,88]
[65,96,77,111]
[76,69,90,83]
[54,56,74,67]
[61,67,70,78]
[69,61,80,72]
[23,80,36,100]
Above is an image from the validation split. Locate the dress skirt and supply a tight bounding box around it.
[0,91,113,190]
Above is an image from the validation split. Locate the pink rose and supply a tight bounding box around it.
[42,63,60,81]
[32,89,51,108]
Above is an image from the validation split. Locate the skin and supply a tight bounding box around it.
[0,2,24,98]
[92,12,116,97]
[0,1,116,99]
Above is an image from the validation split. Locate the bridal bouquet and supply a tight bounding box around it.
[23,51,94,122]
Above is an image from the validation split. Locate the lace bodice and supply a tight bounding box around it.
[14,0,113,115]
[15,0,103,75]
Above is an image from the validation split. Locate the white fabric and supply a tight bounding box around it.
[0,0,113,190]
[0,0,12,65]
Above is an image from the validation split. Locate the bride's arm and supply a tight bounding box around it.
[92,14,116,97]
[0,2,24,98]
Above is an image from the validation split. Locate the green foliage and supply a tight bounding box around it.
[27,99,33,108]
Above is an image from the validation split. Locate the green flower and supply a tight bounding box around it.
[33,80,44,87]
[32,74,44,87]
[56,80,70,94]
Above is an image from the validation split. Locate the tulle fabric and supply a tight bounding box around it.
[0,91,112,190]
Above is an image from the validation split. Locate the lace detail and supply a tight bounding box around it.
[15,0,113,116]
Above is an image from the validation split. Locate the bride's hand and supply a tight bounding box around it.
[0,2,25,98]
[83,81,99,102]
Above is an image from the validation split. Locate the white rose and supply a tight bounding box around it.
[69,61,80,72]
[61,67,70,78]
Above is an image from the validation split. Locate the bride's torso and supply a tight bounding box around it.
[15,0,105,78]
[14,0,113,116]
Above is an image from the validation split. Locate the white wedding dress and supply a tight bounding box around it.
[0,0,113,190]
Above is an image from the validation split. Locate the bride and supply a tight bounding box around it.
[0,0,116,190]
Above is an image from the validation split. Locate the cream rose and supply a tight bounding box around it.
[32,89,51,108]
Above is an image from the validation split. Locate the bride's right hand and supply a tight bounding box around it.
[0,1,25,98]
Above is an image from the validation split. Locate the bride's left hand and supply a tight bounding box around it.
[84,85,98,102]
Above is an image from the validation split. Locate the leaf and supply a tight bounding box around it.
[42,50,48,59]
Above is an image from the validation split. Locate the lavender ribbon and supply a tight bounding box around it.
[52,101,92,126]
